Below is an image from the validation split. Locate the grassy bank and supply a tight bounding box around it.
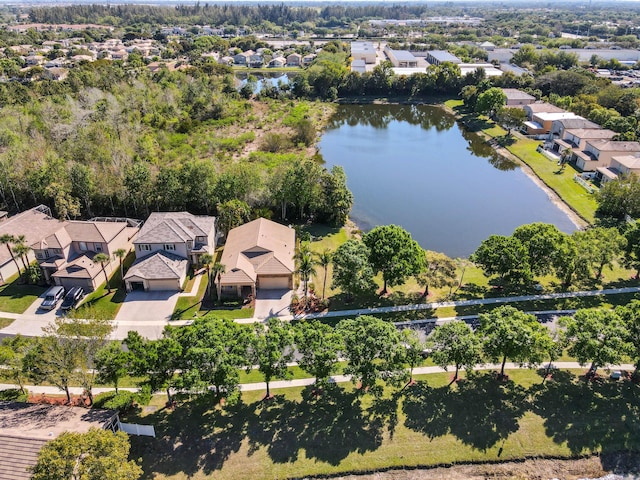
[127,368,640,480]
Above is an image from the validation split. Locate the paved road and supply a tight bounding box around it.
[0,286,638,339]
[1,362,634,396]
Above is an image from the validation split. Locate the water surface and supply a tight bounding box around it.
[318,104,576,258]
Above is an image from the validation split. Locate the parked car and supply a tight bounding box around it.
[60,286,85,312]
[40,286,65,311]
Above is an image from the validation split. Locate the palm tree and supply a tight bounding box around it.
[12,243,30,273]
[199,253,214,299]
[296,252,317,299]
[212,262,226,302]
[93,253,112,293]
[0,234,21,276]
[295,241,312,262]
[316,249,332,300]
[113,248,127,288]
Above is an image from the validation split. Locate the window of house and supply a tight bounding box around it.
[164,244,175,251]
[36,252,44,259]
[53,248,62,254]
[138,244,151,251]
[79,241,87,251]
[95,244,103,252]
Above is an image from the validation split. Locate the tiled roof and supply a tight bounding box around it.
[64,221,126,243]
[0,435,47,480]
[51,253,101,280]
[220,218,294,286]
[588,140,640,152]
[134,212,214,245]
[124,251,189,281]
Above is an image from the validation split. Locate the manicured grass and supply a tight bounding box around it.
[0,274,46,314]
[172,273,209,320]
[197,308,255,321]
[77,253,135,320]
[0,317,14,328]
[126,368,640,480]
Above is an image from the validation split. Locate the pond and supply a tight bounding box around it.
[318,104,577,258]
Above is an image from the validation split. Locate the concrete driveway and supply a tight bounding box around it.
[22,290,64,320]
[114,290,180,323]
[254,289,292,319]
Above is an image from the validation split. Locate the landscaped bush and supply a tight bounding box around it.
[0,388,27,402]
[93,391,137,414]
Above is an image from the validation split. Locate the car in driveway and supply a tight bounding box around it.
[40,286,65,311]
[60,286,85,312]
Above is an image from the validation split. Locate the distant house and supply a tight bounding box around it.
[525,112,579,135]
[385,47,418,68]
[425,50,461,65]
[596,154,640,184]
[480,41,496,51]
[0,401,120,480]
[32,218,141,292]
[549,117,601,138]
[218,56,234,66]
[552,127,616,153]
[234,50,254,66]
[523,103,566,121]
[302,54,316,66]
[248,53,263,68]
[269,56,286,68]
[573,140,640,172]
[351,41,376,64]
[502,88,536,106]
[219,218,294,298]
[42,67,68,81]
[286,53,302,67]
[459,63,503,77]
[124,212,216,292]
[351,59,366,73]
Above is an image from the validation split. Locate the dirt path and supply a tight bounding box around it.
[329,453,639,480]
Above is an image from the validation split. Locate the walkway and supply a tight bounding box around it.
[0,286,638,339]
[0,362,634,396]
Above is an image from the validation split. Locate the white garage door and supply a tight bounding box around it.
[259,276,290,289]
[147,279,180,291]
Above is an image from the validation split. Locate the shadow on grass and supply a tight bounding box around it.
[403,373,528,451]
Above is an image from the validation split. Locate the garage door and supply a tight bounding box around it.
[147,279,180,291]
[259,276,290,289]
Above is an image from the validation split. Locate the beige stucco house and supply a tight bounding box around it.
[219,218,295,298]
[573,140,640,172]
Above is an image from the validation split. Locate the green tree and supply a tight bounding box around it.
[246,317,293,399]
[294,320,342,386]
[95,341,131,394]
[331,239,375,301]
[512,223,565,277]
[0,234,22,276]
[93,252,112,293]
[475,87,506,116]
[624,221,640,278]
[212,262,226,302]
[296,248,317,298]
[173,318,249,399]
[199,253,214,299]
[337,315,406,394]
[430,320,482,385]
[31,429,142,480]
[363,225,425,294]
[596,174,640,219]
[497,107,527,135]
[124,331,182,404]
[561,308,629,376]
[113,248,127,288]
[217,199,251,238]
[401,328,425,384]
[316,249,332,300]
[616,300,640,379]
[479,306,551,377]
[415,250,457,298]
[0,335,32,393]
[471,235,531,285]
[579,227,626,280]
[319,165,353,227]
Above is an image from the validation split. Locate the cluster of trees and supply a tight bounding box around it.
[471,223,629,288]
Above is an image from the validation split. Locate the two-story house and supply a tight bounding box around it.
[33,219,140,292]
[549,117,600,139]
[573,140,640,172]
[595,154,640,184]
[124,212,216,292]
[552,128,616,154]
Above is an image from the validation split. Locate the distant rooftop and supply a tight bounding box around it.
[427,50,461,64]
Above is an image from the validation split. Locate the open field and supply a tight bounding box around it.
[126,368,640,480]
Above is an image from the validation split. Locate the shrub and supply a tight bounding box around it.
[93,391,137,414]
[0,388,27,402]
[136,385,152,406]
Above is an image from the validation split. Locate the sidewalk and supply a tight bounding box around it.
[1,362,634,396]
[0,285,638,339]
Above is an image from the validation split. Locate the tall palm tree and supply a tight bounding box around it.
[92,253,112,293]
[212,262,226,302]
[113,248,127,288]
[0,234,21,276]
[296,252,317,299]
[199,253,214,299]
[295,241,312,262]
[316,249,332,300]
[12,243,30,273]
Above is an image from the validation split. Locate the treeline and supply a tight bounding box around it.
[28,4,431,28]
[0,59,352,225]
[3,303,639,408]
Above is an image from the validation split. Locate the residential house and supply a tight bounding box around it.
[549,117,600,138]
[572,140,640,171]
[248,53,263,68]
[351,41,377,64]
[502,88,536,106]
[552,127,616,153]
[0,206,64,284]
[233,50,254,66]
[595,154,640,183]
[0,401,120,480]
[302,54,316,66]
[286,53,302,67]
[269,56,286,68]
[33,219,140,292]
[523,102,566,121]
[124,212,216,292]
[480,41,496,51]
[219,218,294,298]
[42,67,68,81]
[525,112,579,135]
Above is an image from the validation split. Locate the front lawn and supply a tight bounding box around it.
[76,253,135,319]
[127,368,640,480]
[0,275,46,313]
[0,317,14,328]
